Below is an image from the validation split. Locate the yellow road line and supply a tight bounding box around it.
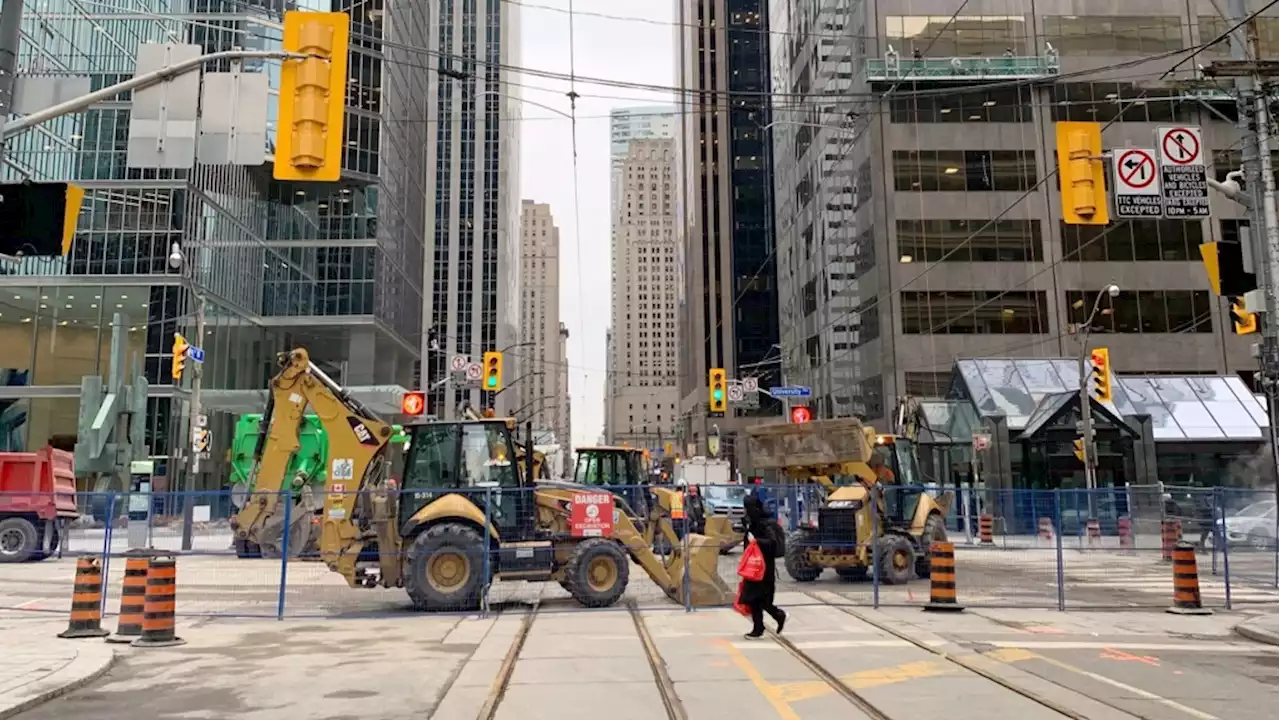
[717,639,801,720]
[776,659,955,703]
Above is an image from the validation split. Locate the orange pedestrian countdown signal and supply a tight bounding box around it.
[790,406,812,424]
[401,391,426,416]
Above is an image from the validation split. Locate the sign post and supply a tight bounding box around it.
[1156,126,1210,218]
[1112,148,1163,218]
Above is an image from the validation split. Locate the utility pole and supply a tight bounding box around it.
[0,0,23,163]
[180,292,206,551]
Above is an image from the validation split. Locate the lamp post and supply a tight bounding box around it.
[1077,283,1120,521]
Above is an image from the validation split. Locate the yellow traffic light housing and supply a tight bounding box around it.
[1073,439,1085,462]
[482,351,504,392]
[0,182,84,256]
[171,333,189,381]
[1229,296,1259,335]
[274,11,350,182]
[1055,121,1109,226]
[708,368,726,414]
[1088,347,1112,403]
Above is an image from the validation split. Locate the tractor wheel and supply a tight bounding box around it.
[835,566,868,582]
[915,513,948,578]
[784,529,822,582]
[0,517,38,563]
[563,538,629,608]
[878,534,915,585]
[404,523,487,611]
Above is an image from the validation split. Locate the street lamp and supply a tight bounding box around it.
[1077,283,1120,520]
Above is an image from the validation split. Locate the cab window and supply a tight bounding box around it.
[460,423,519,487]
[402,424,458,490]
[892,440,922,486]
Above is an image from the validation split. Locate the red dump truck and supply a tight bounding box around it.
[0,446,78,562]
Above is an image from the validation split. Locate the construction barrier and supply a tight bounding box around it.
[106,555,151,644]
[923,541,964,612]
[978,514,994,545]
[1161,519,1182,562]
[57,557,110,639]
[1037,517,1054,542]
[1085,518,1101,547]
[133,556,186,647]
[1117,516,1133,552]
[1168,542,1213,615]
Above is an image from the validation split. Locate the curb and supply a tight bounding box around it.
[0,646,116,720]
[1234,621,1279,647]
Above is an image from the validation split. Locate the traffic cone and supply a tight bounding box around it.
[923,541,964,612]
[58,557,110,639]
[132,556,187,647]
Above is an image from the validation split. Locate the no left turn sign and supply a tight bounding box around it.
[1116,149,1157,192]
[1157,126,1203,166]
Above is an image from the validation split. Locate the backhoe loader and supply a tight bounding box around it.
[744,417,952,584]
[240,349,731,610]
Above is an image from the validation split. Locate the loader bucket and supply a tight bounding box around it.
[672,533,733,607]
[703,515,740,552]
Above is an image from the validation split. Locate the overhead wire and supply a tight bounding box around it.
[563,0,591,442]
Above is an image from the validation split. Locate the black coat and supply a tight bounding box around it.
[739,517,777,607]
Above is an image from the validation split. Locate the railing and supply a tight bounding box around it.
[1,484,1274,618]
[866,50,1061,83]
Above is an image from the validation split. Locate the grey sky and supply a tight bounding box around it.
[517,0,677,447]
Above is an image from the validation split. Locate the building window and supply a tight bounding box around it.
[891,86,1033,123]
[1065,289,1212,333]
[898,219,1042,262]
[901,291,1049,334]
[1051,82,1194,124]
[1199,16,1279,58]
[1040,16,1186,55]
[1062,219,1202,262]
[904,371,952,398]
[885,15,1030,56]
[893,150,1036,192]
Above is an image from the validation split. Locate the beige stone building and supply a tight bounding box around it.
[518,201,568,442]
[608,138,681,451]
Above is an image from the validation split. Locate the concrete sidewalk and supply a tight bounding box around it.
[0,615,115,719]
[1235,613,1279,645]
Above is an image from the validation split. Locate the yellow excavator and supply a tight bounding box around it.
[744,416,951,584]
[236,348,731,611]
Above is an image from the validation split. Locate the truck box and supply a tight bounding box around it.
[0,446,78,562]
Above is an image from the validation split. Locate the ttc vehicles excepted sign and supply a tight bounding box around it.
[570,492,615,537]
[1112,148,1163,218]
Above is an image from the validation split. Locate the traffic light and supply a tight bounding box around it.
[1088,347,1112,403]
[1055,121,1109,225]
[171,333,189,381]
[1199,241,1257,297]
[791,406,812,424]
[0,182,85,256]
[1073,439,1085,462]
[401,391,426,416]
[274,11,350,182]
[708,368,726,414]
[1229,296,1259,335]
[482,351,504,391]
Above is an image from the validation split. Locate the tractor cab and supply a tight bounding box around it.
[867,433,926,526]
[572,446,651,518]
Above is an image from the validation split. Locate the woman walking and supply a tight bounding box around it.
[740,494,787,639]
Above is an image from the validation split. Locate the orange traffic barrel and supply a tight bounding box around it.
[1037,517,1054,542]
[1117,516,1133,552]
[132,556,186,647]
[1167,542,1213,616]
[922,541,964,613]
[978,515,994,544]
[1085,518,1101,547]
[106,555,151,644]
[1160,519,1181,562]
[58,557,110,639]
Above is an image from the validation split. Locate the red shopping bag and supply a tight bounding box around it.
[733,581,751,616]
[737,539,765,582]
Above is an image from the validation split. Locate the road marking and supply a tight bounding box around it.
[1100,647,1161,666]
[732,639,914,650]
[776,659,956,703]
[982,640,1276,654]
[718,639,801,720]
[1029,652,1220,720]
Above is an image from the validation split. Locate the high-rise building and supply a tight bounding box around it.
[0,4,428,485]
[608,138,681,450]
[675,1,781,469]
[768,7,1277,426]
[610,107,678,208]
[517,201,567,440]
[424,0,522,419]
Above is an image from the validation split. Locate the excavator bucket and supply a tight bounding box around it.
[703,515,740,552]
[670,533,733,607]
[744,417,874,469]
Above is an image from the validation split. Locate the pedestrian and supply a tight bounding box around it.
[740,493,786,639]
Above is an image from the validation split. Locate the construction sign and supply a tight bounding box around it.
[570,492,614,537]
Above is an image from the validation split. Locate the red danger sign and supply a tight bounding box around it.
[570,492,614,537]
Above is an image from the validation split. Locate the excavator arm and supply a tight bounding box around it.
[229,349,395,580]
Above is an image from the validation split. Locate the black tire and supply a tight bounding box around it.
[0,517,39,563]
[915,513,948,578]
[835,566,868,582]
[878,534,915,585]
[404,522,487,611]
[784,529,822,582]
[563,538,630,609]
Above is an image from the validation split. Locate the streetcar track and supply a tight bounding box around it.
[477,601,538,720]
[802,590,1145,720]
[630,601,688,720]
[765,629,896,720]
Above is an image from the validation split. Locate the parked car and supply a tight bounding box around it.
[1216,499,1277,550]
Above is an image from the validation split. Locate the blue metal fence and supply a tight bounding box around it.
[1,484,1274,618]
